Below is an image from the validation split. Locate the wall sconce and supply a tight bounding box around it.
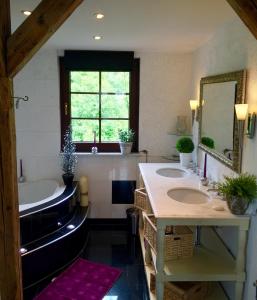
[235,104,256,139]
[189,100,198,124]
[235,103,248,151]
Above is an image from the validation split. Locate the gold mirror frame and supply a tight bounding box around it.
[199,70,246,173]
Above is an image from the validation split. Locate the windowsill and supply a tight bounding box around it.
[75,152,143,157]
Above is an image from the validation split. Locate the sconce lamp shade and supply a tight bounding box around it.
[235,104,248,120]
[190,100,198,111]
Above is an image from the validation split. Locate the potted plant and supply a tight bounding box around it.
[176,137,194,168]
[218,173,257,215]
[61,127,78,186]
[118,128,135,155]
[201,137,215,149]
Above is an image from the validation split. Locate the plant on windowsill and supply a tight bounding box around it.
[61,127,78,187]
[176,137,194,168]
[118,129,135,155]
[218,173,257,215]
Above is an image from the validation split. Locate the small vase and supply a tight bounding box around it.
[119,142,133,155]
[179,153,192,168]
[62,173,74,187]
[227,196,248,215]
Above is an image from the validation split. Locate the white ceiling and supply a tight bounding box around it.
[11,0,237,53]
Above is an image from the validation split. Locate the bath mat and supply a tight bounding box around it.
[35,258,122,300]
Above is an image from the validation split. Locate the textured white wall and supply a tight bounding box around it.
[138,52,193,156]
[191,18,257,300]
[14,49,192,218]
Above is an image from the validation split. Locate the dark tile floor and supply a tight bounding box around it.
[81,229,149,300]
[24,229,149,300]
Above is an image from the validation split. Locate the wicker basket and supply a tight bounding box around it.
[143,214,193,261]
[150,274,208,300]
[134,188,152,214]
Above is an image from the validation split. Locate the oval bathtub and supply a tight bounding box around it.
[19,179,66,212]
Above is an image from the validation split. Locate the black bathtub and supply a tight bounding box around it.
[19,182,89,293]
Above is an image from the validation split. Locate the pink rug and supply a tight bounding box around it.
[35,258,122,300]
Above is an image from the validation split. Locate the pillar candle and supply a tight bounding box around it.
[79,176,88,194]
[203,153,207,178]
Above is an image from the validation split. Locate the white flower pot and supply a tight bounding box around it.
[119,142,133,155]
[179,153,192,168]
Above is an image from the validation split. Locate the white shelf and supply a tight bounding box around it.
[167,132,192,136]
[139,230,228,300]
[163,245,238,281]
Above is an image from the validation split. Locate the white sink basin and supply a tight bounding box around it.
[167,188,209,204]
[156,168,186,178]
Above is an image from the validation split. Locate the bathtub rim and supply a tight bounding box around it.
[19,183,77,218]
[19,179,65,211]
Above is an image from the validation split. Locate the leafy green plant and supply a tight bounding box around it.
[61,127,78,174]
[201,137,215,149]
[218,173,257,204]
[176,137,194,153]
[118,129,135,142]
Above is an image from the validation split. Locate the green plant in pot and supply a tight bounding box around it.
[201,137,215,149]
[218,173,257,215]
[176,137,194,168]
[118,128,135,155]
[61,127,78,187]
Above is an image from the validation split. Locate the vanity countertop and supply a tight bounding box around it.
[139,163,249,227]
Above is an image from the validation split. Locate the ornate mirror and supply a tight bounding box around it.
[199,70,246,173]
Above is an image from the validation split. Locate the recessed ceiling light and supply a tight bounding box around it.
[94,13,104,20]
[94,35,102,40]
[21,10,32,16]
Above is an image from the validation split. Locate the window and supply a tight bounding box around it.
[59,51,139,152]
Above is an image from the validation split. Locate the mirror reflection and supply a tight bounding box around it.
[202,81,236,160]
[199,70,246,173]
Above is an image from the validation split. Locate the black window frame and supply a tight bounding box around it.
[59,51,140,153]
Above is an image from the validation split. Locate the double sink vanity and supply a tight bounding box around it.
[138,163,249,300]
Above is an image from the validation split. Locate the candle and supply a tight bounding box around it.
[203,153,207,178]
[20,159,23,177]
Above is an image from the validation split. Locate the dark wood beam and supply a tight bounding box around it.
[0,1,23,299]
[226,0,257,39]
[7,0,83,78]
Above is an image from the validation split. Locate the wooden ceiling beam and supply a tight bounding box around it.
[226,0,257,39]
[7,0,83,78]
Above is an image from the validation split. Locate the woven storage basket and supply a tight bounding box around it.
[134,188,152,214]
[150,274,208,300]
[143,214,193,261]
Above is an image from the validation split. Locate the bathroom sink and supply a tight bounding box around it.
[167,188,209,204]
[156,168,187,178]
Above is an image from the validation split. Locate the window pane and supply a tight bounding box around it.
[71,94,99,118]
[101,95,129,118]
[72,119,99,142]
[70,71,99,93]
[101,120,129,142]
[101,72,129,93]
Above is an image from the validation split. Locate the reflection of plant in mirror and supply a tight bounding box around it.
[118,129,135,142]
[201,137,215,149]
[176,137,194,153]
